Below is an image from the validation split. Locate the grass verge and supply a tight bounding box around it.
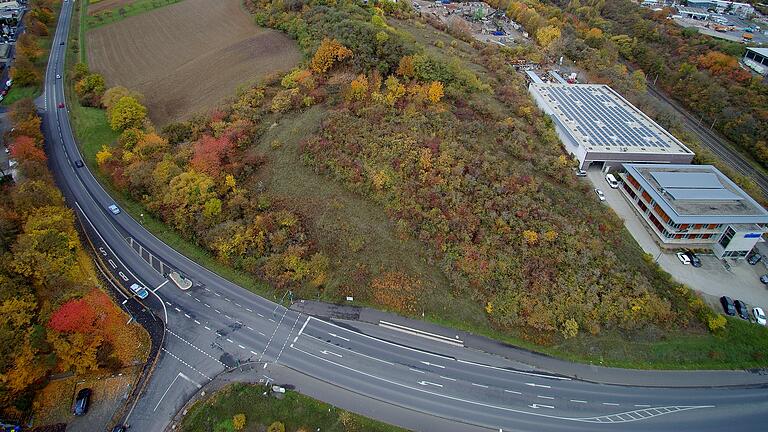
[85,0,184,29]
[181,383,408,432]
[1,85,38,106]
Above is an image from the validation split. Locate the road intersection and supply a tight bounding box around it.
[37,2,768,431]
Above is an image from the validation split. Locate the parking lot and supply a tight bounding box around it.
[587,169,768,314]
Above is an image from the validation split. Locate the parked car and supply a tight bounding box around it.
[676,251,691,265]
[75,160,84,168]
[5,79,12,87]
[748,253,762,265]
[594,188,605,201]
[575,169,587,177]
[111,426,126,432]
[684,250,701,267]
[734,300,749,320]
[108,204,120,215]
[760,274,768,284]
[57,102,65,108]
[73,388,91,416]
[605,173,619,189]
[129,283,149,299]
[753,307,767,326]
[720,296,736,316]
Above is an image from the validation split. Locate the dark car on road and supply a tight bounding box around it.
[75,160,84,168]
[684,250,701,267]
[734,300,750,320]
[720,296,736,316]
[748,253,762,265]
[73,388,91,416]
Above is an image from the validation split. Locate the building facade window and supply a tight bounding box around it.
[719,226,736,248]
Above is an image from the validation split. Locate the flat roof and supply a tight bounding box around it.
[530,84,693,156]
[746,47,768,58]
[623,163,768,224]
[677,6,710,14]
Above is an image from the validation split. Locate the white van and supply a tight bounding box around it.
[605,173,619,189]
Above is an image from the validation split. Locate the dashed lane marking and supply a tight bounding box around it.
[538,395,554,400]
[166,329,225,367]
[184,314,190,319]
[471,383,489,388]
[174,307,181,312]
[194,320,200,325]
[571,400,587,404]
[161,348,212,380]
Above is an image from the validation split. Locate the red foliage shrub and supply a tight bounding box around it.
[48,298,97,334]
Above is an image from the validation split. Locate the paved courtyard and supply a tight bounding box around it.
[587,169,768,311]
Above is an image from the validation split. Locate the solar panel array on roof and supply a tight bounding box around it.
[651,171,722,189]
[542,85,673,150]
[666,188,743,201]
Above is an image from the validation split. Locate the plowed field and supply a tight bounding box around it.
[86,0,301,125]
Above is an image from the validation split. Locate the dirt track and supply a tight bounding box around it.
[86,0,302,125]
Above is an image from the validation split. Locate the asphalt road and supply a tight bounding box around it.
[40,2,768,431]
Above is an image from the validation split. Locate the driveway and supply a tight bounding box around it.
[587,168,768,310]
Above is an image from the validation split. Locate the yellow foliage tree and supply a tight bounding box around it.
[397,55,415,78]
[96,145,113,166]
[384,75,405,106]
[535,25,561,48]
[427,81,444,103]
[232,413,246,431]
[522,230,539,245]
[348,74,369,101]
[310,38,353,74]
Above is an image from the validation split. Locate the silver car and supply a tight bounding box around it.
[108,204,120,215]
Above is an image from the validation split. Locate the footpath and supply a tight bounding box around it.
[290,300,768,388]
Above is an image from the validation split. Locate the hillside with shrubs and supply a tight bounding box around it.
[71,0,768,367]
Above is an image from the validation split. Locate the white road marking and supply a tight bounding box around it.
[603,403,620,406]
[529,403,554,409]
[525,383,551,389]
[235,303,241,307]
[224,315,232,320]
[409,368,426,374]
[214,292,221,297]
[174,307,181,312]
[194,320,200,325]
[224,297,231,302]
[246,326,254,331]
[458,359,570,381]
[418,381,443,388]
[194,298,201,302]
[571,400,588,404]
[226,338,234,344]
[152,280,169,292]
[250,351,258,355]
[537,395,554,400]
[321,350,342,358]
[290,345,712,423]
[505,390,522,395]
[165,329,225,366]
[298,316,311,335]
[238,344,245,349]
[204,326,212,331]
[420,361,445,369]
[160,348,212,380]
[301,333,394,365]
[165,301,172,306]
[204,287,211,292]
[214,309,220,314]
[154,373,181,412]
[257,313,264,318]
[472,383,489,388]
[269,318,276,323]
[204,303,211,308]
[245,308,253,312]
[259,332,266,337]
[184,314,190,319]
[440,376,457,381]
[328,332,350,341]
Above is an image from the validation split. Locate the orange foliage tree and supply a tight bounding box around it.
[310,38,353,74]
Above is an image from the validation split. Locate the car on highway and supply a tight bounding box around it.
[720,296,736,316]
[55,73,61,79]
[57,102,64,108]
[75,160,84,168]
[129,283,149,299]
[734,300,749,320]
[594,188,605,201]
[753,307,767,326]
[684,250,701,267]
[747,252,762,265]
[59,41,64,45]
[1,89,7,96]
[108,204,120,214]
[5,79,11,87]
[73,388,91,416]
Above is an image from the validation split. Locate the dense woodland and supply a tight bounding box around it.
[85,0,726,345]
[0,99,147,418]
[495,0,768,169]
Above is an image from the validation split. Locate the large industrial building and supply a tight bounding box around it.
[529,83,695,171]
[744,47,768,75]
[686,0,755,17]
[619,163,768,258]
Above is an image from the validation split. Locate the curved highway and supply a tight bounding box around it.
[42,2,768,431]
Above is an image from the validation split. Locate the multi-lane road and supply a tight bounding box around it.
[39,2,768,431]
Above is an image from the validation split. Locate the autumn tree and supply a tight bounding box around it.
[371,272,420,314]
[190,135,236,178]
[75,73,106,107]
[10,55,41,87]
[108,96,147,131]
[10,98,44,144]
[310,38,353,74]
[10,136,46,163]
[535,25,561,48]
[48,298,97,334]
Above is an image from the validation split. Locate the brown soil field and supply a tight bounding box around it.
[88,0,134,15]
[86,0,302,125]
